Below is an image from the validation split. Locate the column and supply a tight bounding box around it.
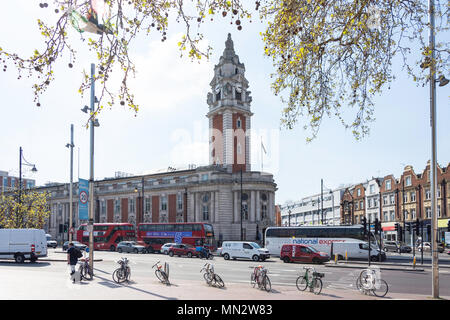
[250,190,256,222]
[215,191,220,223]
[210,191,215,223]
[256,191,261,221]
[234,191,239,223]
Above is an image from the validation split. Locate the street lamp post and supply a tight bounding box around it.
[66,124,75,242]
[240,168,243,241]
[18,147,37,226]
[80,63,100,274]
[134,176,144,225]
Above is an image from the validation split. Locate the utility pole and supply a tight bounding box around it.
[429,0,439,299]
[321,179,324,224]
[88,63,95,274]
[68,124,74,242]
[240,168,243,241]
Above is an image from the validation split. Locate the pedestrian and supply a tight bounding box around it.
[67,242,80,283]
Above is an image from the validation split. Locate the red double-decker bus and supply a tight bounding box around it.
[137,222,215,253]
[76,223,136,251]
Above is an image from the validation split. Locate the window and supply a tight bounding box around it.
[201,174,209,181]
[215,91,221,101]
[177,193,183,211]
[438,188,441,198]
[360,201,363,209]
[129,198,135,213]
[411,192,416,202]
[236,118,242,128]
[261,204,268,219]
[411,209,416,219]
[426,189,431,200]
[368,199,372,208]
[383,196,388,205]
[370,185,375,194]
[243,243,253,249]
[390,194,395,204]
[385,180,392,190]
[405,176,412,186]
[160,195,167,211]
[390,211,395,221]
[373,198,378,208]
[114,199,121,215]
[355,202,359,210]
[403,210,409,220]
[242,203,249,220]
[403,193,408,203]
[383,211,389,221]
[426,207,431,218]
[100,200,106,216]
[357,189,361,196]
[438,205,441,217]
[145,197,151,214]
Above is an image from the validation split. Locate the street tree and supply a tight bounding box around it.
[0,190,51,229]
[0,0,448,139]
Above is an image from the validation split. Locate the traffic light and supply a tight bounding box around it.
[374,218,379,235]
[406,223,411,233]
[448,220,450,232]
[395,223,399,232]
[415,218,420,236]
[427,224,431,235]
[398,226,403,242]
[59,224,63,233]
[63,224,68,233]
[362,216,367,234]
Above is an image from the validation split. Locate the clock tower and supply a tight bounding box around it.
[207,33,253,173]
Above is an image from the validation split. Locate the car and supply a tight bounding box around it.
[46,234,57,248]
[160,243,177,255]
[382,241,411,253]
[280,244,330,264]
[62,241,87,251]
[417,242,445,253]
[220,241,270,262]
[168,244,199,258]
[116,241,146,253]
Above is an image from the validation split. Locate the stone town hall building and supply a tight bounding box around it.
[40,34,277,244]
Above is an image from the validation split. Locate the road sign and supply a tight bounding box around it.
[78,179,89,220]
[69,227,74,234]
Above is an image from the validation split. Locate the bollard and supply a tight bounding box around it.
[413,256,416,269]
[345,250,348,261]
[335,253,338,264]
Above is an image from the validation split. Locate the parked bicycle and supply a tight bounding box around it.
[152,261,170,285]
[296,266,324,295]
[200,263,225,288]
[78,257,93,281]
[356,267,388,297]
[112,257,131,284]
[250,265,271,292]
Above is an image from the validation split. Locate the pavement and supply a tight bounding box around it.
[13,250,444,300]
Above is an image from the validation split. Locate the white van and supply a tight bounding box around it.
[220,241,270,261]
[332,241,386,261]
[0,229,48,263]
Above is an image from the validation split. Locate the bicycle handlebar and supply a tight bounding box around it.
[152,261,161,268]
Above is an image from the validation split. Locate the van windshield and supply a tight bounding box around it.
[250,242,261,249]
[308,246,318,253]
[46,235,51,241]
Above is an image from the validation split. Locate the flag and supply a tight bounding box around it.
[261,140,267,154]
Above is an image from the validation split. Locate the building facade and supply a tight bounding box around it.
[0,170,35,193]
[36,34,277,244]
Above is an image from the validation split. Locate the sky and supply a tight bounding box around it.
[0,1,449,206]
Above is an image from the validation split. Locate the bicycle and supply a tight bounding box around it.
[78,257,93,281]
[112,257,131,284]
[250,265,271,292]
[296,267,324,295]
[152,261,170,285]
[356,267,389,297]
[200,263,225,288]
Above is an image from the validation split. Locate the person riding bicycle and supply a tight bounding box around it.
[199,245,210,259]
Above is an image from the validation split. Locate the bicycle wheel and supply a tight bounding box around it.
[312,278,323,295]
[155,269,166,283]
[251,273,257,287]
[358,270,372,290]
[81,265,93,280]
[161,271,170,285]
[263,275,271,292]
[112,269,124,284]
[296,276,308,291]
[214,274,225,288]
[204,272,214,285]
[372,279,389,298]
